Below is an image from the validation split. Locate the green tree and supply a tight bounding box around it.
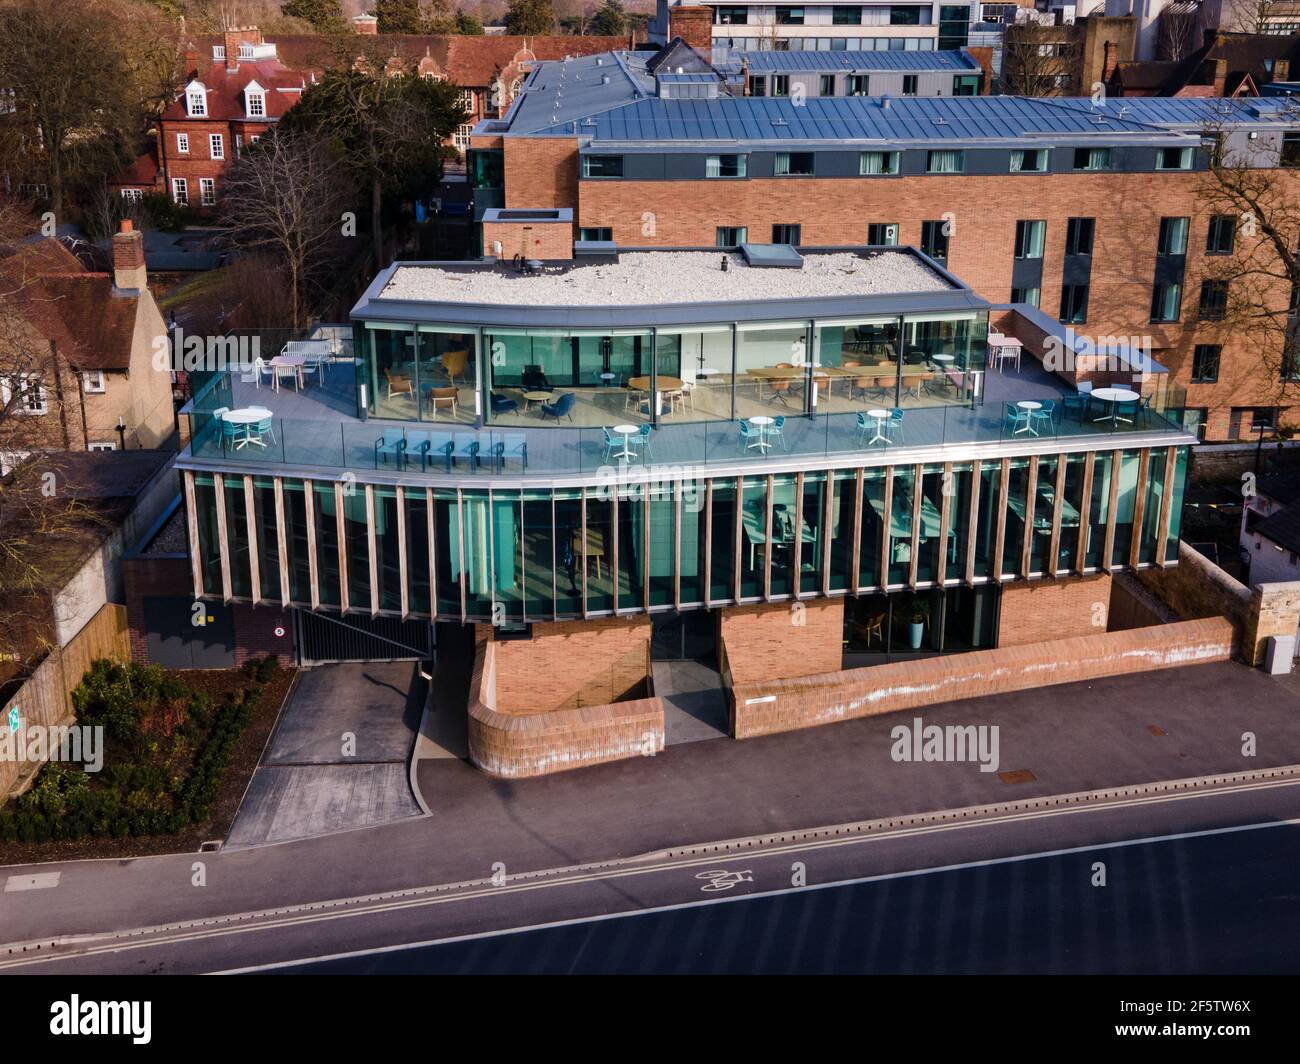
[375,0,426,32]
[281,0,347,30]
[455,8,485,33]
[505,0,555,35]
[280,65,467,267]
[589,0,626,35]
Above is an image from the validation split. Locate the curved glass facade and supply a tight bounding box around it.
[187,446,1189,623]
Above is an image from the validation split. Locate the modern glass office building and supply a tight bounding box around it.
[179,247,1192,663]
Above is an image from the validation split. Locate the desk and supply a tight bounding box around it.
[1006,486,1081,534]
[740,504,815,569]
[866,492,956,561]
[627,376,684,415]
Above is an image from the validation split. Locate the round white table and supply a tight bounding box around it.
[1091,387,1140,424]
[932,353,955,363]
[221,407,273,449]
[866,407,889,445]
[611,423,640,461]
[750,415,774,452]
[1014,400,1042,436]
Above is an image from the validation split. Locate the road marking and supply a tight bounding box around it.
[4,873,60,893]
[215,816,1300,974]
[5,774,1300,971]
[695,869,754,893]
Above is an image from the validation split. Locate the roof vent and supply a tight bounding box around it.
[772,116,788,126]
[933,116,947,125]
[602,74,610,84]
[880,94,892,111]
[596,57,604,65]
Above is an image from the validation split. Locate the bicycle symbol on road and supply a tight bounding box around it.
[695,869,754,893]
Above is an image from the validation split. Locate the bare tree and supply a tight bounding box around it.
[1221,0,1288,34]
[0,204,107,669]
[1193,122,1300,415]
[218,131,356,330]
[1000,22,1077,97]
[1156,5,1202,64]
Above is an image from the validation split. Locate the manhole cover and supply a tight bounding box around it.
[998,769,1036,785]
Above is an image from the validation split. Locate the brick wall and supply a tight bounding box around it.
[731,617,1235,739]
[467,633,664,778]
[159,118,274,208]
[1109,572,1179,631]
[482,220,574,261]
[503,137,579,213]
[230,602,294,667]
[668,7,713,53]
[485,614,651,711]
[999,573,1112,647]
[719,599,844,685]
[1250,580,1300,663]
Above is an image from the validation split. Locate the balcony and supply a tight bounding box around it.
[181,346,1191,482]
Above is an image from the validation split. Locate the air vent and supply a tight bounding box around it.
[772,116,788,126]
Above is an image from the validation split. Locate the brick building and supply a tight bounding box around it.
[469,41,1300,442]
[170,241,1206,776]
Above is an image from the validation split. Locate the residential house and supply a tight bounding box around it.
[1241,468,1300,584]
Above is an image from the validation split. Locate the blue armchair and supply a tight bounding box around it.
[541,392,576,422]
[491,391,519,415]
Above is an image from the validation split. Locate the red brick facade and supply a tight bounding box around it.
[998,573,1113,648]
[719,599,845,685]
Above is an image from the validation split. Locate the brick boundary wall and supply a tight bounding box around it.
[1109,572,1180,631]
[466,637,664,778]
[729,617,1235,739]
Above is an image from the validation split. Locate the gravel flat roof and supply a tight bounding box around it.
[379,251,953,308]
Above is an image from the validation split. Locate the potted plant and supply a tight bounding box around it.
[908,600,928,650]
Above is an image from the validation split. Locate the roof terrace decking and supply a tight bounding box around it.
[181,357,1191,484]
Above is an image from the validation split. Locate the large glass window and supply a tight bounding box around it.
[657,324,733,423]
[584,489,614,612]
[736,321,809,419]
[1058,454,1086,573]
[406,488,431,616]
[740,476,769,598]
[1111,450,1142,566]
[680,479,706,605]
[223,477,251,599]
[554,490,582,617]
[252,477,280,601]
[1166,448,1188,563]
[1085,453,1112,570]
[973,461,1001,580]
[283,479,311,604]
[709,479,737,602]
[1001,459,1030,577]
[344,488,370,608]
[433,489,461,618]
[375,487,402,612]
[1029,457,1057,575]
[522,489,554,619]
[648,482,675,608]
[888,467,916,586]
[193,474,222,596]
[364,324,478,424]
[1140,449,1168,565]
[313,482,341,608]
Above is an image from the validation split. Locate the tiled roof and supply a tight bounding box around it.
[111,143,162,188]
[742,49,980,74]
[162,58,307,122]
[1,242,140,372]
[1258,469,1300,506]
[1253,503,1300,555]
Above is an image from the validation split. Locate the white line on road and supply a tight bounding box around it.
[4,775,1300,971]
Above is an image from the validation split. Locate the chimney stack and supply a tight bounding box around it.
[352,13,379,35]
[223,26,263,71]
[1275,59,1290,83]
[1212,56,1228,96]
[112,219,146,293]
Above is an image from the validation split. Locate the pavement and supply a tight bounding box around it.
[5,659,1300,955]
[651,659,729,745]
[224,662,426,849]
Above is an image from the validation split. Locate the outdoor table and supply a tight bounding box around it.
[749,414,774,452]
[866,407,890,445]
[611,423,640,461]
[222,407,273,449]
[270,354,307,391]
[1015,400,1042,436]
[1090,387,1140,424]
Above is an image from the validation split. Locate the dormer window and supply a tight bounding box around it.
[245,82,266,118]
[185,81,207,117]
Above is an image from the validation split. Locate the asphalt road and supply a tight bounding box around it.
[5,773,1300,974]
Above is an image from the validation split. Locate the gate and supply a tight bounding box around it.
[295,609,435,665]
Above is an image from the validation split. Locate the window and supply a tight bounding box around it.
[578,227,612,242]
[902,75,918,96]
[1156,146,1192,170]
[747,75,766,96]
[238,43,254,59]
[775,7,805,24]
[172,177,188,205]
[1198,279,1228,321]
[926,149,964,174]
[706,154,747,178]
[1010,286,1040,307]
[1010,148,1046,172]
[1150,281,1182,323]
[1065,217,1094,256]
[859,150,898,175]
[246,90,265,117]
[820,74,836,96]
[582,155,623,178]
[847,74,870,95]
[1073,147,1111,171]
[87,441,117,452]
[716,226,748,247]
[3,375,47,415]
[453,123,473,151]
[890,4,922,23]
[833,6,862,23]
[1206,215,1235,255]
[920,220,949,262]
[209,133,224,160]
[80,370,105,394]
[774,151,814,176]
[1156,217,1188,256]
[1060,284,1089,323]
[952,75,981,96]
[212,45,226,60]
[1251,407,1277,432]
[867,222,899,245]
[1182,408,1208,441]
[1014,220,1045,259]
[120,188,142,203]
[716,6,748,24]
[457,89,474,109]
[200,177,216,206]
[772,75,790,97]
[1191,344,1220,383]
[1283,132,1300,168]
[186,87,206,116]
[176,133,189,154]
[772,224,801,245]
